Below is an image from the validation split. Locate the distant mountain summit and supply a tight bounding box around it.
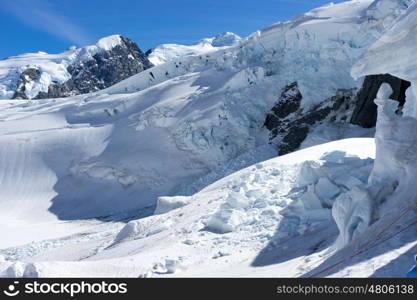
[0,35,153,100]
[2,0,417,279]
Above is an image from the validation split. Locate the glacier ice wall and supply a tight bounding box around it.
[334,0,417,248]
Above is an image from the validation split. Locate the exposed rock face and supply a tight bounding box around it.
[265,74,411,156]
[13,68,42,99]
[350,74,411,128]
[264,82,356,155]
[264,82,301,125]
[12,36,153,100]
[211,32,241,47]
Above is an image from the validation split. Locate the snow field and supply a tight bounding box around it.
[2,0,417,278]
[0,139,376,277]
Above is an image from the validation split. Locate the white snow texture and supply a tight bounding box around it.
[1,0,417,278]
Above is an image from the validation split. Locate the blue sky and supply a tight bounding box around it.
[0,0,344,59]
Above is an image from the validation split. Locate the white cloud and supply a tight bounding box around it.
[1,0,91,46]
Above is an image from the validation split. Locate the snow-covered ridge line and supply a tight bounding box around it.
[0,35,152,100]
[147,32,241,65]
[104,0,411,109]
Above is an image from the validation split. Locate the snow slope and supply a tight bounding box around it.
[1,0,417,278]
[94,0,412,114]
[147,32,241,65]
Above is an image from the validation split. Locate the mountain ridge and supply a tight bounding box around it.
[0,35,153,100]
[1,0,417,278]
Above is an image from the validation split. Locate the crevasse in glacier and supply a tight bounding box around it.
[332,82,417,249]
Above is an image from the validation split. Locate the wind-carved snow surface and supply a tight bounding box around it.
[2,0,417,278]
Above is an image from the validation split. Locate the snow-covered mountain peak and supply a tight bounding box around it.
[146,32,241,66]
[2,0,417,278]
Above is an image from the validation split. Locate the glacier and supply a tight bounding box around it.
[147,32,241,66]
[1,0,417,278]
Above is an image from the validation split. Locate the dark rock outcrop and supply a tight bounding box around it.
[264,82,356,155]
[13,36,153,100]
[265,74,411,156]
[145,48,153,56]
[350,74,411,128]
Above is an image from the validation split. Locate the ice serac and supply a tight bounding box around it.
[0,35,153,100]
[0,0,411,226]
[330,86,395,249]
[352,0,417,185]
[352,0,417,115]
[258,0,413,153]
[350,74,411,128]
